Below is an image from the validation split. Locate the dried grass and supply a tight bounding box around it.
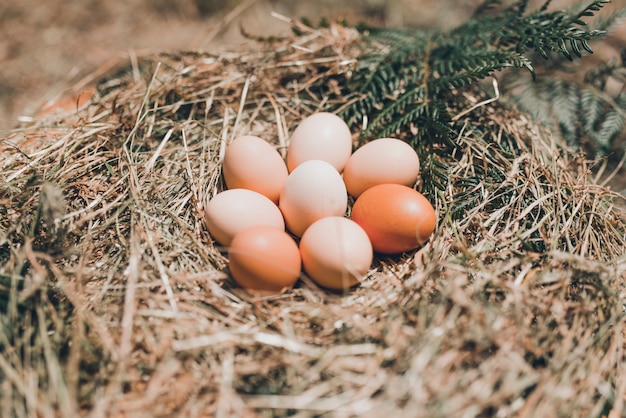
[1,22,625,418]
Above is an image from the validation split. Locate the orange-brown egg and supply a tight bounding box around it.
[222,135,288,204]
[299,217,373,290]
[204,189,285,247]
[286,112,353,173]
[343,138,420,198]
[228,226,301,292]
[351,184,436,254]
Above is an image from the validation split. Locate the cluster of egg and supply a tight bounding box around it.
[205,113,436,292]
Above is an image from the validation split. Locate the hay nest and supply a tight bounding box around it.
[1,23,625,417]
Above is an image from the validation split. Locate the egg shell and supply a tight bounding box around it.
[351,183,436,254]
[222,135,288,204]
[299,217,373,290]
[228,226,301,293]
[204,189,285,247]
[286,112,353,173]
[279,160,348,237]
[343,138,420,198]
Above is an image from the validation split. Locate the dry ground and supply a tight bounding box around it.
[1,1,626,418]
[0,0,487,131]
[2,0,625,187]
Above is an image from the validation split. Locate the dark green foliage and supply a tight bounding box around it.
[339,0,623,195]
[498,4,626,156]
[507,62,626,154]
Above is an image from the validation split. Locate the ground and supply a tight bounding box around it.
[0,0,503,130]
[1,2,626,417]
[2,0,625,178]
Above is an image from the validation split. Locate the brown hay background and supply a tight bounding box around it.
[1,22,626,417]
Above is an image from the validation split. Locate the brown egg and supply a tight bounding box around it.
[222,135,288,204]
[228,226,301,292]
[299,217,373,290]
[343,138,420,198]
[37,86,95,116]
[351,184,436,254]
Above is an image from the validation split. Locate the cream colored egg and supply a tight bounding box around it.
[279,160,348,237]
[222,135,288,204]
[299,217,373,290]
[343,138,420,198]
[286,112,353,173]
[204,189,285,247]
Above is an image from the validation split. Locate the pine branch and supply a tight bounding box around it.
[504,46,626,155]
[333,0,620,195]
[343,0,611,137]
[590,5,626,31]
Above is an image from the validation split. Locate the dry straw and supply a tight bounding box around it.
[1,21,625,418]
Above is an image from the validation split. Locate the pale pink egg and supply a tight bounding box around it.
[299,217,373,290]
[204,189,285,247]
[343,138,420,198]
[222,135,288,204]
[286,112,353,173]
[279,160,348,237]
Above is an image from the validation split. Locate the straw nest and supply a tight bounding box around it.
[1,22,625,418]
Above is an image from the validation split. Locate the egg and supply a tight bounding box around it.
[351,184,436,254]
[228,226,301,292]
[286,112,353,173]
[222,135,288,204]
[204,189,285,247]
[343,138,420,198]
[279,160,348,237]
[299,217,373,290]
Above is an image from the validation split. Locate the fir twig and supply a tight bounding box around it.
[338,0,619,195]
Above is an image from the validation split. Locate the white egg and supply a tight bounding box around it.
[204,189,285,246]
[279,160,348,237]
[286,112,353,173]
